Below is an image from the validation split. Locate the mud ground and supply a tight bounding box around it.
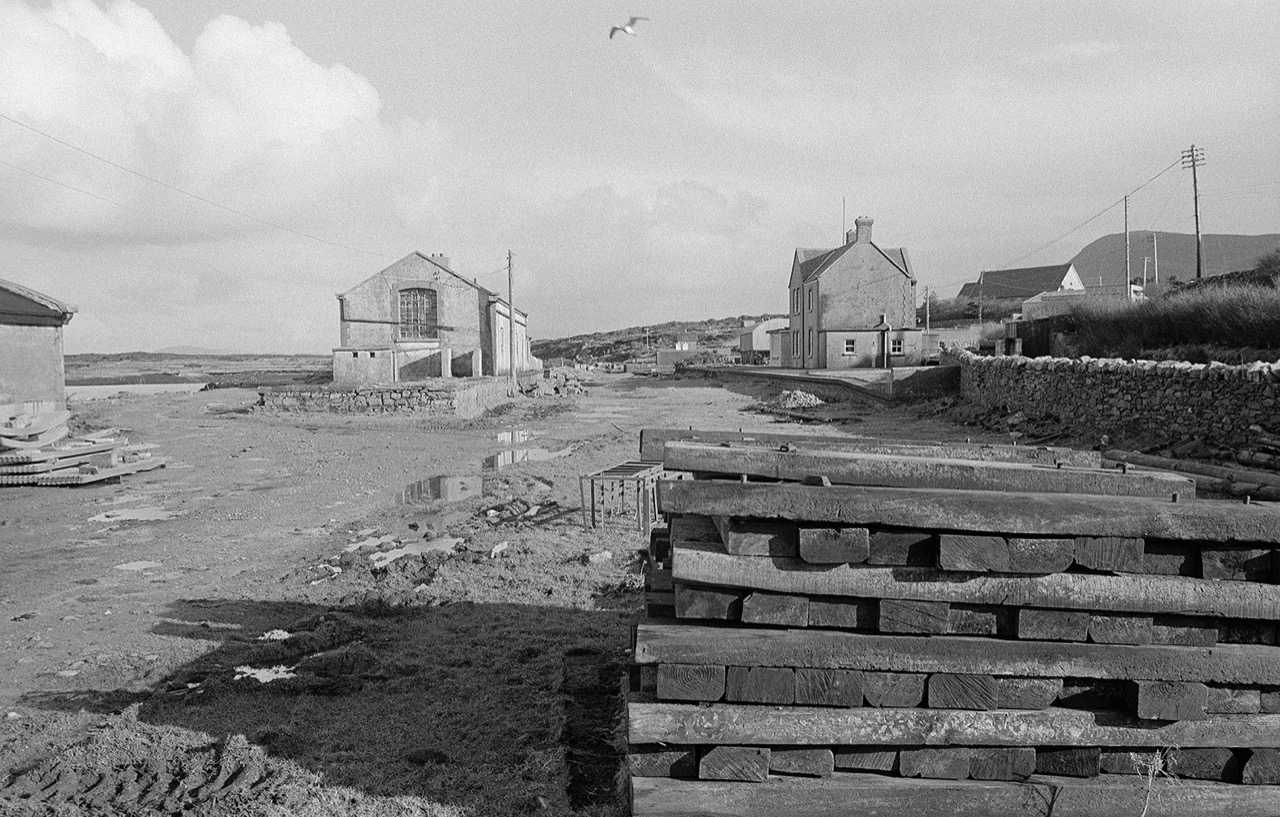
[0,373,1006,816]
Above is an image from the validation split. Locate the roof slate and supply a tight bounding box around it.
[959,263,1075,300]
[0,278,77,324]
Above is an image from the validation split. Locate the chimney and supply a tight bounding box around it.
[854,216,873,244]
[845,229,856,245]
[427,252,451,270]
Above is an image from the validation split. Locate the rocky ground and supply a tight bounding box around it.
[0,372,1007,816]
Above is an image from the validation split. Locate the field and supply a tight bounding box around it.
[0,368,999,816]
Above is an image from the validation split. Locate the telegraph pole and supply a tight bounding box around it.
[925,286,931,333]
[507,250,517,397]
[1182,145,1206,279]
[977,271,984,324]
[1152,232,1159,283]
[1124,195,1130,291]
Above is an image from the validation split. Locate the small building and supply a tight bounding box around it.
[784,216,921,369]
[1021,283,1143,321]
[958,263,1085,303]
[739,317,789,364]
[0,278,76,418]
[334,251,537,388]
[673,333,697,351]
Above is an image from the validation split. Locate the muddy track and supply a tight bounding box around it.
[1,736,282,815]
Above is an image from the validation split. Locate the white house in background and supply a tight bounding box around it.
[958,262,1085,302]
[739,317,789,363]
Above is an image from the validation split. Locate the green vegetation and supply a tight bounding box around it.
[532,314,783,363]
[918,296,1021,327]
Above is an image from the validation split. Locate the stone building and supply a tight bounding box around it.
[0,278,76,418]
[333,251,537,388]
[784,216,921,369]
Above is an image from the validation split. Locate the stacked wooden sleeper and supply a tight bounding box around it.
[628,429,1280,816]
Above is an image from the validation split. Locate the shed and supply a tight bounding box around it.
[0,278,77,418]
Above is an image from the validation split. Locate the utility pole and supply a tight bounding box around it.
[1182,144,1206,279]
[1152,232,1159,283]
[507,250,517,397]
[1124,195,1130,289]
[842,196,846,242]
[1142,256,1151,288]
[977,271,984,324]
[925,286,931,333]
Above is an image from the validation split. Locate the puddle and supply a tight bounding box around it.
[482,446,574,470]
[115,561,162,571]
[398,475,483,505]
[496,429,541,444]
[234,665,296,683]
[88,507,180,523]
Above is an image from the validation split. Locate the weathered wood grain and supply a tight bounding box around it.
[879,599,950,634]
[671,541,1280,619]
[658,480,1280,542]
[1261,689,1280,714]
[970,747,1036,781]
[1152,616,1218,646]
[833,748,897,772]
[863,672,925,707]
[947,605,1001,636]
[1089,614,1154,645]
[1037,747,1101,777]
[1008,537,1076,573]
[1057,681,1128,711]
[655,664,725,701]
[1168,748,1241,781]
[798,526,870,564]
[1100,750,1162,775]
[938,533,1010,572]
[794,668,864,708]
[1207,687,1261,715]
[1075,537,1146,572]
[997,677,1063,710]
[1144,541,1197,576]
[712,516,799,557]
[629,746,697,778]
[900,748,972,780]
[634,623,1280,684]
[928,673,997,711]
[769,748,834,777]
[669,514,721,545]
[673,583,743,620]
[808,596,876,629]
[1201,547,1274,582]
[647,567,673,592]
[661,441,1192,497]
[867,530,936,565]
[1136,680,1209,721]
[726,666,794,704]
[698,746,769,782]
[630,773,1280,817]
[1018,609,1090,641]
[741,591,808,627]
[1242,748,1280,784]
[627,701,1280,748]
[639,427,1102,465]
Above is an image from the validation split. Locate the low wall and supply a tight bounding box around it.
[258,378,513,418]
[945,348,1280,443]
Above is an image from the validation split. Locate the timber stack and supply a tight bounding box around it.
[0,423,165,487]
[629,427,1280,816]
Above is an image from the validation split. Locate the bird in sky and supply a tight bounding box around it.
[609,16,649,39]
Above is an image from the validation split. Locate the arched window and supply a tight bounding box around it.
[399,288,438,339]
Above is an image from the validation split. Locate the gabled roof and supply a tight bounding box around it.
[798,241,913,283]
[959,263,1075,301]
[341,252,525,318]
[0,278,77,326]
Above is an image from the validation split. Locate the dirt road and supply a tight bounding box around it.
[0,373,992,816]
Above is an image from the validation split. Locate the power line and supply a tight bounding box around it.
[0,112,394,259]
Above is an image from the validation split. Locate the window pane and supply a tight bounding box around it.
[399,288,438,339]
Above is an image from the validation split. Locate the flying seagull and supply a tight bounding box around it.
[609,16,649,39]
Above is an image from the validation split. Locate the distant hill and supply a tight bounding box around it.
[532,314,786,363]
[1070,231,1280,289]
[154,345,231,355]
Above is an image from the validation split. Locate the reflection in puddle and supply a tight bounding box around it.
[397,475,483,505]
[482,446,573,470]
[496,429,541,444]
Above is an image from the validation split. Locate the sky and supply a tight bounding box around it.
[1,0,1277,353]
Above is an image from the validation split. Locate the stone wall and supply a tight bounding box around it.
[258,378,513,418]
[944,348,1280,443]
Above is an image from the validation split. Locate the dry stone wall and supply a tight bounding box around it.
[258,379,512,418]
[944,348,1280,443]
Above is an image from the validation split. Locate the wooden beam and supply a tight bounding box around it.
[798,527,870,564]
[630,772,1280,817]
[657,481,1280,543]
[634,624,1280,684]
[627,701,1280,748]
[662,442,1192,498]
[712,516,798,557]
[670,542,1280,620]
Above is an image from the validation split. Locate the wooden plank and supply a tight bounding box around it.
[656,664,724,701]
[1008,537,1076,573]
[658,480,1280,543]
[1018,609,1090,641]
[1167,748,1241,781]
[947,606,1001,637]
[798,526,869,564]
[863,672,925,707]
[698,746,769,782]
[639,427,1101,466]
[741,592,808,627]
[808,597,876,630]
[634,623,1280,684]
[1037,747,1100,777]
[1057,681,1128,711]
[1100,750,1163,775]
[1136,681,1209,721]
[879,599,949,634]
[35,456,165,485]
[794,668,863,708]
[627,701,1280,748]
[674,584,742,620]
[769,748,834,777]
[1201,547,1274,582]
[900,748,971,780]
[630,773,1280,817]
[997,678,1063,710]
[1263,690,1280,714]
[0,452,97,474]
[970,747,1036,781]
[669,514,720,544]
[833,749,896,772]
[726,666,794,704]
[1089,614,1154,645]
[1075,537,1145,572]
[629,746,697,778]
[928,673,996,711]
[938,533,1009,572]
[0,437,120,464]
[1242,748,1280,784]
[1145,541,1197,576]
[1207,687,1261,714]
[671,541,1280,619]
[1152,616,1218,647]
[712,516,798,557]
[661,441,1188,497]
[867,530,935,565]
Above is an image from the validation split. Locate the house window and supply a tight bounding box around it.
[807,289,814,311]
[890,338,904,355]
[399,288,438,339]
[843,339,856,355]
[807,329,814,357]
[791,331,799,355]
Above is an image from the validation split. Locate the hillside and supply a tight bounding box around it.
[531,314,785,363]
[1070,231,1280,289]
